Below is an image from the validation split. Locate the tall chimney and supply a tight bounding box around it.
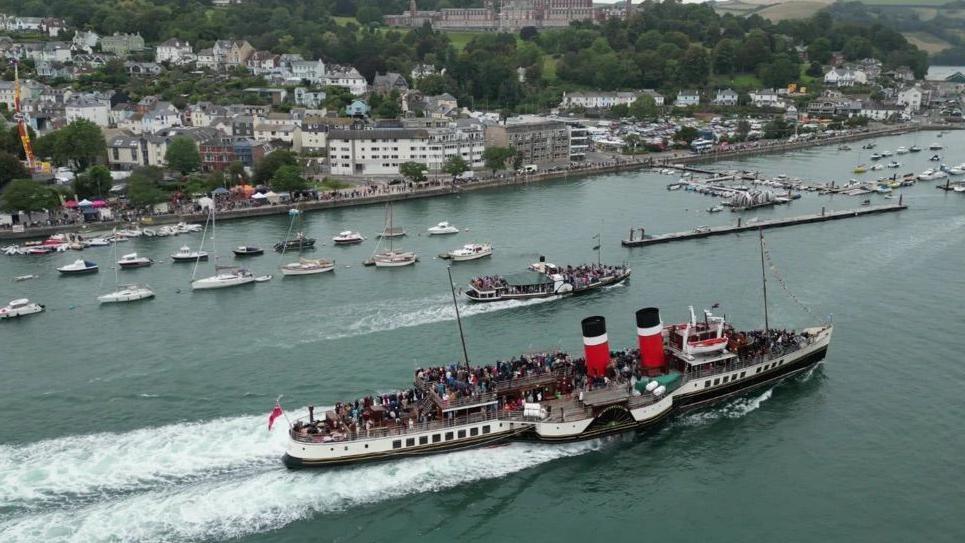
[581,316,610,378]
[636,307,665,373]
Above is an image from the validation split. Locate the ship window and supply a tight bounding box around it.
[741,372,746,378]
[445,431,454,441]
[433,434,441,443]
[457,430,466,438]
[470,427,479,437]
[723,376,729,383]
[705,380,710,388]
[419,436,428,445]
[392,440,402,449]
[756,367,761,373]
[482,425,491,434]
[364,444,368,448]
[405,438,415,447]
[714,378,720,385]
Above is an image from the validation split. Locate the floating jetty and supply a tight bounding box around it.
[623,200,907,247]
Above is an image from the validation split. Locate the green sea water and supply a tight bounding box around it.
[1,131,964,542]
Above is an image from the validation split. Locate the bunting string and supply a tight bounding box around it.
[762,237,815,316]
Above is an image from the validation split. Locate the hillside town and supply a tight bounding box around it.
[0,3,962,230]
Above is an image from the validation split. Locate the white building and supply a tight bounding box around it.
[156,38,193,64]
[290,60,326,84]
[749,89,784,109]
[640,89,664,106]
[65,98,110,127]
[824,68,868,87]
[560,91,639,110]
[896,86,923,113]
[858,102,902,121]
[140,103,182,134]
[72,30,99,53]
[294,87,326,108]
[675,90,700,107]
[712,88,739,106]
[328,123,485,176]
[324,66,368,96]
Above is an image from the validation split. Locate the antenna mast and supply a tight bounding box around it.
[759,228,769,332]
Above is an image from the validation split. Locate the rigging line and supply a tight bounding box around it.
[277,208,298,267]
[191,206,212,281]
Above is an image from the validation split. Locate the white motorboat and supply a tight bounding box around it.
[118,252,153,268]
[281,258,335,276]
[333,231,365,245]
[880,150,893,157]
[947,167,964,176]
[707,205,724,213]
[0,298,44,319]
[929,143,943,150]
[57,259,98,274]
[887,161,901,169]
[895,146,908,154]
[953,185,965,193]
[191,268,255,290]
[427,221,459,235]
[98,284,155,303]
[871,164,883,171]
[171,246,208,262]
[448,243,493,262]
[83,238,110,247]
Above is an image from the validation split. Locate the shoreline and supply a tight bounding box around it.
[0,123,952,241]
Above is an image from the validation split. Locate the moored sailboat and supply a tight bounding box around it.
[366,203,417,268]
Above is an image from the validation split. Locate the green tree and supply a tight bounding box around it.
[713,39,738,76]
[629,95,658,119]
[737,119,752,141]
[674,126,699,144]
[399,161,428,182]
[253,150,298,184]
[759,57,800,89]
[0,150,28,189]
[843,37,874,61]
[764,117,793,139]
[356,6,383,25]
[482,147,515,175]
[443,156,469,178]
[679,45,710,86]
[58,120,106,171]
[271,164,308,192]
[808,38,832,64]
[126,170,168,207]
[72,165,112,199]
[1,179,60,211]
[164,136,201,176]
[227,161,247,186]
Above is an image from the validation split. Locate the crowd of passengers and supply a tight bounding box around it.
[293,329,811,442]
[469,264,627,295]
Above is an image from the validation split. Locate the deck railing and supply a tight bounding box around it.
[291,409,507,444]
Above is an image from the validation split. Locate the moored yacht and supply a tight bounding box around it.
[98,284,155,303]
[427,221,459,235]
[233,246,264,256]
[0,298,44,319]
[191,268,255,290]
[333,231,365,245]
[448,243,493,262]
[171,246,208,262]
[57,259,98,274]
[118,253,153,268]
[281,258,335,276]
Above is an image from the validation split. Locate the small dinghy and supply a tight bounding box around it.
[14,274,37,281]
[58,259,98,274]
[254,274,272,282]
[281,258,335,276]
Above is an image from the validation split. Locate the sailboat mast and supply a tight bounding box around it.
[447,266,471,371]
[759,228,769,332]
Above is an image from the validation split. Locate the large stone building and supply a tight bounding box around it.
[386,0,610,31]
[484,120,570,166]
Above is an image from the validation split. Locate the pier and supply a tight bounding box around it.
[622,200,907,247]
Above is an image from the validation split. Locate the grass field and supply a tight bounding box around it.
[756,1,831,20]
[712,73,763,91]
[903,31,954,53]
[542,56,558,82]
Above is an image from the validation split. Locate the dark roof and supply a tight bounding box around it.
[328,128,429,140]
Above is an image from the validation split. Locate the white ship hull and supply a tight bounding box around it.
[449,249,492,261]
[281,265,334,275]
[98,286,155,303]
[191,274,255,290]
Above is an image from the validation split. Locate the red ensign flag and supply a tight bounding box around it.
[268,403,284,431]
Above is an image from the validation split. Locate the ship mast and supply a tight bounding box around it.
[447,266,471,371]
[759,228,769,332]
